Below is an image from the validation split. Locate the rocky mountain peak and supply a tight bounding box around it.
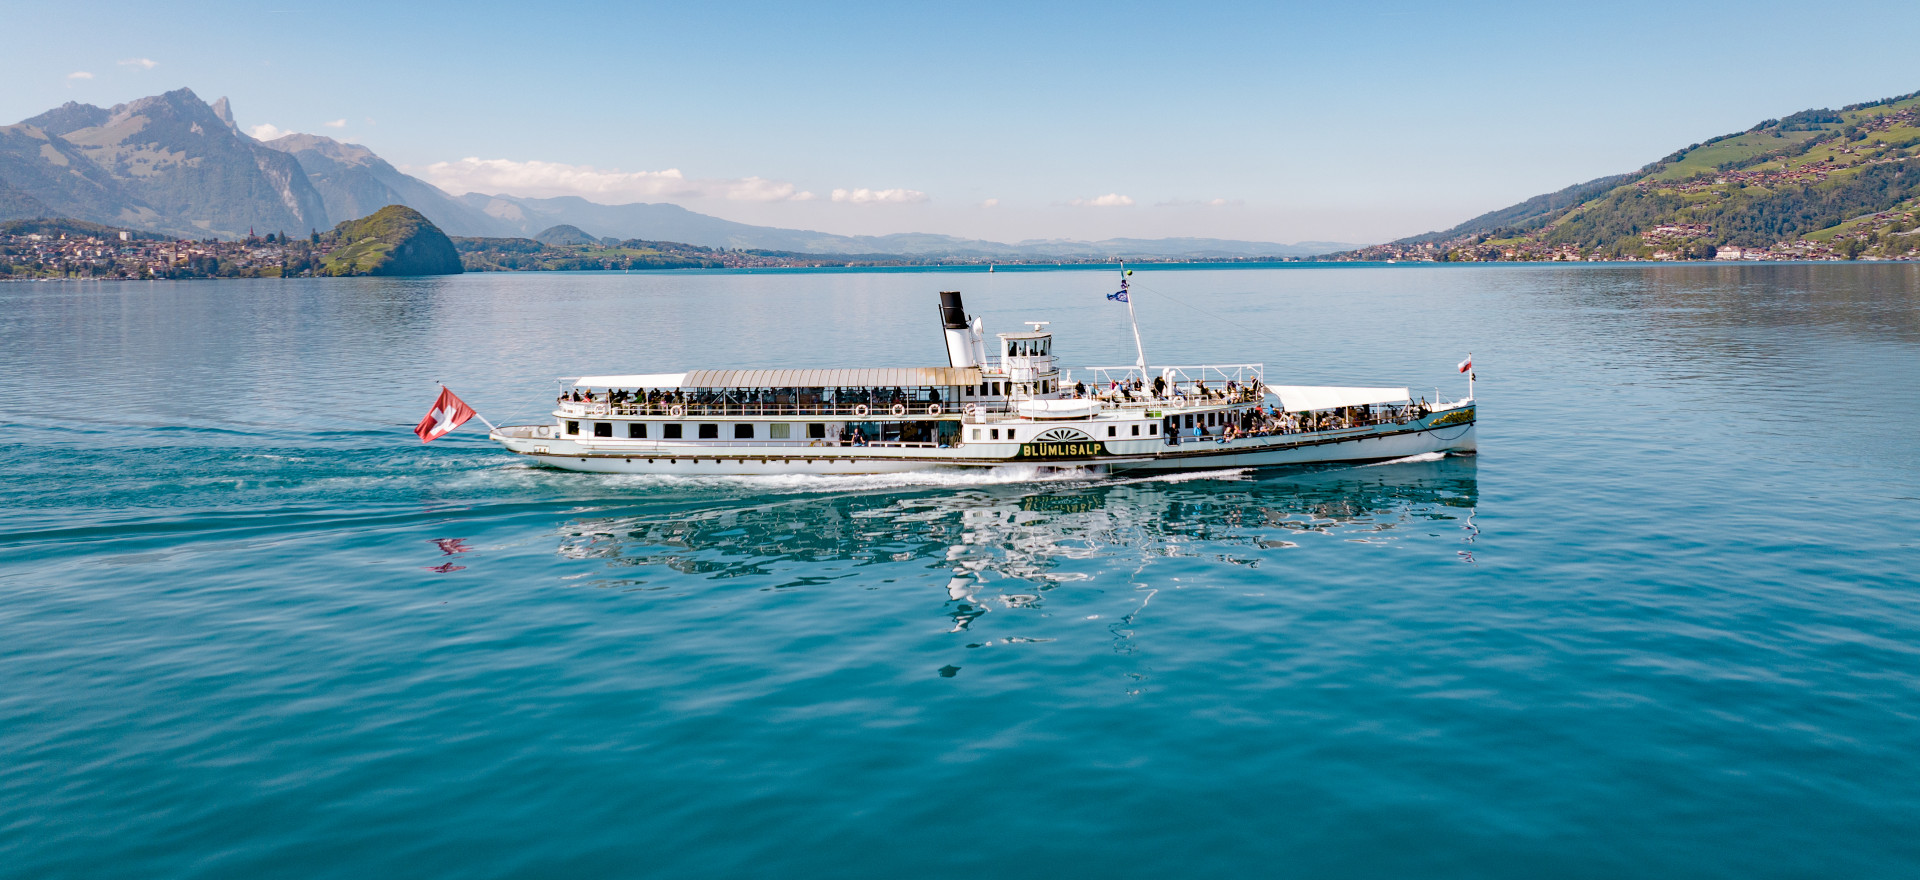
[19,101,110,136]
[263,132,377,164]
[210,97,237,133]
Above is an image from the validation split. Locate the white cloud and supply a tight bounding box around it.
[414,157,816,203]
[981,198,1000,208]
[247,123,290,140]
[1154,197,1245,208]
[323,119,347,128]
[66,71,94,81]
[1067,193,1135,208]
[118,58,159,69]
[830,187,929,205]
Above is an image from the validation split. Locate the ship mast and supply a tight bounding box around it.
[1121,264,1147,379]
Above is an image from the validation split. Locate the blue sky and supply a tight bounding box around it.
[7,0,1917,244]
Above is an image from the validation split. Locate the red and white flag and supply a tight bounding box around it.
[1457,355,1473,373]
[415,386,476,443]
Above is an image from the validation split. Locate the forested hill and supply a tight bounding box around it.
[1393,173,1637,245]
[1340,89,1920,261]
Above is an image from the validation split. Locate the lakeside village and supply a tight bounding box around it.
[0,229,344,280]
[0,228,832,280]
[1333,210,1919,264]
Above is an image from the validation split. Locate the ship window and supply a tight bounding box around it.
[972,429,981,440]
[1184,414,1194,428]
[1007,430,1016,440]
[807,423,826,439]
[992,382,1001,396]
[594,422,612,438]
[1149,424,1158,435]
[1107,426,1116,437]
[770,423,791,439]
[566,420,579,435]
[699,424,719,439]
[990,429,999,440]
[664,424,683,439]
[734,424,754,439]
[629,423,646,439]
[1132,424,1140,436]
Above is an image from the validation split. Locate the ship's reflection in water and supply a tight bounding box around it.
[554,456,1479,637]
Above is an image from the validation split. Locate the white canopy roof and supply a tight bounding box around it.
[568,367,982,389]
[1018,398,1100,419]
[1267,385,1411,412]
[570,373,687,388]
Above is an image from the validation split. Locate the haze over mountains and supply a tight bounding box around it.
[0,88,1349,258]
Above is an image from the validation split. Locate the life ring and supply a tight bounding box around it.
[963,403,980,416]
[537,425,550,438]
[853,404,870,418]
[927,403,943,416]
[669,405,685,418]
[890,403,907,417]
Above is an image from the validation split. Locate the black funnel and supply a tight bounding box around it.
[938,291,968,329]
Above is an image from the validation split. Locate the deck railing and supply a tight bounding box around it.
[556,401,1004,419]
[555,389,1269,420]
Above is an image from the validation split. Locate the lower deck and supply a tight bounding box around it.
[489,403,1477,475]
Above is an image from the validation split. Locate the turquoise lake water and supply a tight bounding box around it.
[3,264,1918,877]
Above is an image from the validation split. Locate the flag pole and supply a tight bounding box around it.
[1467,354,1474,402]
[444,383,498,432]
[1122,263,1147,381]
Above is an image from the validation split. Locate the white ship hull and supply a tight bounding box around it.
[490,406,1475,476]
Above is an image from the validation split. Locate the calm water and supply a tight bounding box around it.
[3,264,1918,878]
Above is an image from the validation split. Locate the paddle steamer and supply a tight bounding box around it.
[489,289,1475,474]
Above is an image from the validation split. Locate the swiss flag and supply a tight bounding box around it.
[1457,355,1473,373]
[415,386,477,443]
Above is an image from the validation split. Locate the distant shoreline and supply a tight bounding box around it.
[9,258,1912,283]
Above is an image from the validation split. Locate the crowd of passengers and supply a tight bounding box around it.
[560,387,936,413]
[1175,400,1433,444]
[1073,376,1263,404]
[555,382,1431,440]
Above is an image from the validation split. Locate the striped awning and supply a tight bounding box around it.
[678,367,982,388]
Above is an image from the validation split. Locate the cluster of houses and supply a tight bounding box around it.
[1324,214,1917,263]
[0,230,325,280]
[1647,161,1837,195]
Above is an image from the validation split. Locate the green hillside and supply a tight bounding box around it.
[1347,89,1920,261]
[456,235,753,270]
[319,205,462,276]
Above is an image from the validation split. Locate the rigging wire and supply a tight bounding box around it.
[1122,275,1297,350]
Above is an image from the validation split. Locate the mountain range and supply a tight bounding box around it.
[0,88,1350,258]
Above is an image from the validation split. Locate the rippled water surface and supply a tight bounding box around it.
[4,264,1919,878]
